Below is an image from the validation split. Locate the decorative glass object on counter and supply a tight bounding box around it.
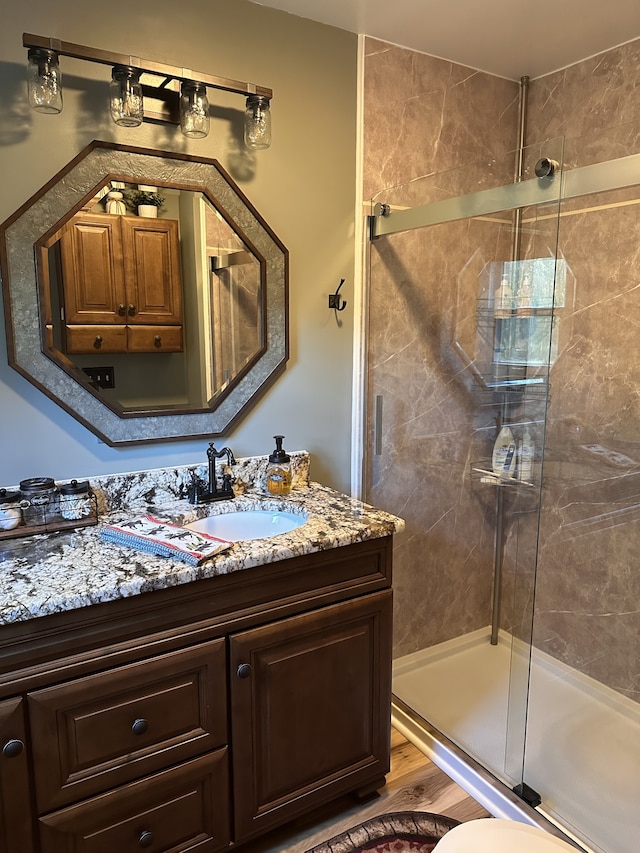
[59,479,93,520]
[0,489,23,531]
[20,477,61,526]
[0,477,98,540]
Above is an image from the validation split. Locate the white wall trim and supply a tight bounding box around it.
[350,34,368,500]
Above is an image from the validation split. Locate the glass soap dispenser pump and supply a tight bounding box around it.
[266,435,292,496]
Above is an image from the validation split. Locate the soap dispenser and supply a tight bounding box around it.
[266,435,292,495]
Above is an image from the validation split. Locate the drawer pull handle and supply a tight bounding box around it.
[139,830,154,848]
[131,718,149,736]
[237,663,252,679]
[94,335,103,348]
[2,739,24,759]
[154,335,162,347]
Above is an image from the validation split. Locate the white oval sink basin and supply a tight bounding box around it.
[186,509,306,542]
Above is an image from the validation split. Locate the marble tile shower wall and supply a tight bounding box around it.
[363,38,519,657]
[364,36,640,700]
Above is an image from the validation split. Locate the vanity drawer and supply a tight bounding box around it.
[65,323,127,353]
[39,748,230,853]
[127,324,183,352]
[29,638,227,812]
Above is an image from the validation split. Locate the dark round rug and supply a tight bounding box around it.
[304,811,460,853]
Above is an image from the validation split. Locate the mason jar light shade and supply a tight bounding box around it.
[27,48,63,114]
[244,95,271,150]
[179,81,210,138]
[109,65,144,127]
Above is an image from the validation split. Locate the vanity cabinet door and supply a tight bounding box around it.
[38,749,230,853]
[120,216,183,326]
[0,697,35,853]
[28,638,227,813]
[60,213,127,325]
[230,590,393,842]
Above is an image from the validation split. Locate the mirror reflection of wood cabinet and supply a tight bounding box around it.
[60,213,184,354]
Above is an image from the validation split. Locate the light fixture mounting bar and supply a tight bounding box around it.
[22,33,272,100]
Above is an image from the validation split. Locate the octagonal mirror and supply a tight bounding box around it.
[1,142,288,445]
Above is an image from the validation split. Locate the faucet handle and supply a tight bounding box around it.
[186,472,206,505]
[221,472,235,494]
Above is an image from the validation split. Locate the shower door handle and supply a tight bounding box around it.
[374,395,383,456]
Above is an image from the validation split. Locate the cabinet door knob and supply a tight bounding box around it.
[128,304,136,316]
[118,303,126,315]
[139,830,154,848]
[93,335,103,348]
[237,663,252,679]
[131,717,149,736]
[2,739,24,758]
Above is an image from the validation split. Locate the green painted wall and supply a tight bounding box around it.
[0,0,358,490]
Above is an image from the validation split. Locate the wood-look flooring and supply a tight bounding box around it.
[242,727,490,853]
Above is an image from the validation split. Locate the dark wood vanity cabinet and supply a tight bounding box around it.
[0,697,35,852]
[231,592,392,842]
[0,537,393,852]
[59,212,184,354]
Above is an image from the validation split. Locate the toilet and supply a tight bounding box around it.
[435,818,580,852]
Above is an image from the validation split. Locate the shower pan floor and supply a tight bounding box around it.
[392,627,640,853]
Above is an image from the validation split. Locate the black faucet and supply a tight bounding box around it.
[187,443,236,504]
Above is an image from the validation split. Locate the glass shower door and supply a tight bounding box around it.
[521,147,640,853]
[366,143,563,796]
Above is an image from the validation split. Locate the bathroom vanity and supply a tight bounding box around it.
[0,457,402,852]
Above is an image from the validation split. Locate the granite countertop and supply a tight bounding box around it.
[0,453,404,626]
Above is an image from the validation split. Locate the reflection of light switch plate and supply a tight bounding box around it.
[83,366,115,389]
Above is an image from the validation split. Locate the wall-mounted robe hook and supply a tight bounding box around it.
[328,278,347,311]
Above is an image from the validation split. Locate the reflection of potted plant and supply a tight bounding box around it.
[128,190,165,218]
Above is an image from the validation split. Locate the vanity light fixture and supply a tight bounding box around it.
[23,33,273,148]
[179,81,210,139]
[109,65,144,128]
[244,94,272,150]
[27,47,63,114]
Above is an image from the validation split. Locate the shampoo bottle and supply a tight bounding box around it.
[266,435,292,496]
[492,426,516,479]
[519,428,534,482]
